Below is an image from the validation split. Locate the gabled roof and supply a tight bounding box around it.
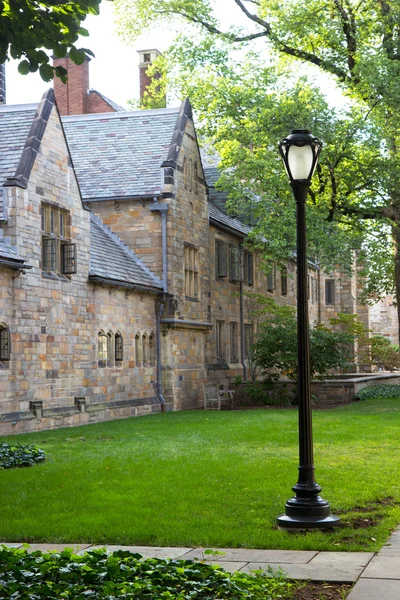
[208,201,252,238]
[62,106,182,201]
[89,213,163,292]
[0,103,37,218]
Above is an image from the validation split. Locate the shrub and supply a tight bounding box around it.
[354,385,400,401]
[0,547,294,599]
[370,336,400,371]
[0,442,45,469]
[254,315,354,382]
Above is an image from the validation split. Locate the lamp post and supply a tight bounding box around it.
[276,130,340,530]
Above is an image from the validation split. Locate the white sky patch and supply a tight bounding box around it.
[5,0,348,110]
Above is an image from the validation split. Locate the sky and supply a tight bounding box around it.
[6,2,170,107]
[5,1,346,110]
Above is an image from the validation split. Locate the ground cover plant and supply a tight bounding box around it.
[1,398,400,551]
[0,546,294,599]
[0,442,45,469]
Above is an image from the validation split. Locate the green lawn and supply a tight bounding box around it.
[1,398,400,552]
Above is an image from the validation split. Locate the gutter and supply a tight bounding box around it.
[88,275,162,295]
[0,258,32,271]
[209,218,246,239]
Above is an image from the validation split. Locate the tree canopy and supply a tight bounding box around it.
[116,0,400,334]
[0,0,101,81]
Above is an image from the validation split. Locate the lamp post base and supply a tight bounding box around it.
[277,494,340,530]
[277,513,340,530]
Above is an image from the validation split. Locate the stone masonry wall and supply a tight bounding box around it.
[92,200,164,280]
[0,106,160,434]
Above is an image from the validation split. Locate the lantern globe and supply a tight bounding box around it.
[279,129,322,183]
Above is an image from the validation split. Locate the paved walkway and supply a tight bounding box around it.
[3,527,400,599]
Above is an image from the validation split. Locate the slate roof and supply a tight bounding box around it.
[0,104,37,218]
[0,236,25,264]
[62,108,180,200]
[89,213,163,291]
[204,166,229,212]
[208,201,252,237]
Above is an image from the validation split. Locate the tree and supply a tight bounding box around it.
[0,0,100,81]
[252,298,355,381]
[115,0,400,337]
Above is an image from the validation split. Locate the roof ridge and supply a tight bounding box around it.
[0,103,38,113]
[90,212,163,287]
[62,106,180,122]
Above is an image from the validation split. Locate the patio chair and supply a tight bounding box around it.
[202,382,234,410]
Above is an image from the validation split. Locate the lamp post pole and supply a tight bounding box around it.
[276,130,340,530]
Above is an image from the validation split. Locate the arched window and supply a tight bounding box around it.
[149,333,155,366]
[183,157,188,190]
[98,331,108,367]
[115,333,123,362]
[0,325,10,361]
[135,333,142,366]
[142,333,149,365]
[189,159,193,192]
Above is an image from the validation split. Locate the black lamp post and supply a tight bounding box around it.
[276,130,340,530]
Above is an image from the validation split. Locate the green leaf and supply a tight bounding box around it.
[17,60,31,75]
[39,63,54,81]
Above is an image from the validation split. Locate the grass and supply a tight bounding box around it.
[1,398,400,552]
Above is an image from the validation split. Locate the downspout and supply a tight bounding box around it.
[239,242,247,382]
[240,280,247,382]
[149,199,169,408]
[156,298,166,410]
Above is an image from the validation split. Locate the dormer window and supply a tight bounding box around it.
[41,204,77,276]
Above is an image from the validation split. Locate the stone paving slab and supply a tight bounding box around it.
[1,543,23,548]
[347,579,400,600]
[182,548,317,564]
[88,545,192,559]
[310,552,374,567]
[26,544,92,553]
[360,556,400,579]
[211,561,247,573]
[239,562,363,582]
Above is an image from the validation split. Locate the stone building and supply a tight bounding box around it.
[0,56,396,434]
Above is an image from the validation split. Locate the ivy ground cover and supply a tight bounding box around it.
[1,398,400,552]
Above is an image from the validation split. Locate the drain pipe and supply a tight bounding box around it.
[149,200,169,409]
[239,248,247,381]
[156,298,166,410]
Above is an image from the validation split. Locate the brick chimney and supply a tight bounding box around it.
[137,49,166,108]
[0,63,6,105]
[53,55,90,116]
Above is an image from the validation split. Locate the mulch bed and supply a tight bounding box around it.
[293,582,353,599]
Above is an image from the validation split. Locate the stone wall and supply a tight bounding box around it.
[0,106,160,434]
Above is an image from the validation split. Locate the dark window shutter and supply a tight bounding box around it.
[281,266,288,295]
[247,252,254,286]
[62,243,77,275]
[267,263,276,292]
[0,328,10,361]
[216,240,227,277]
